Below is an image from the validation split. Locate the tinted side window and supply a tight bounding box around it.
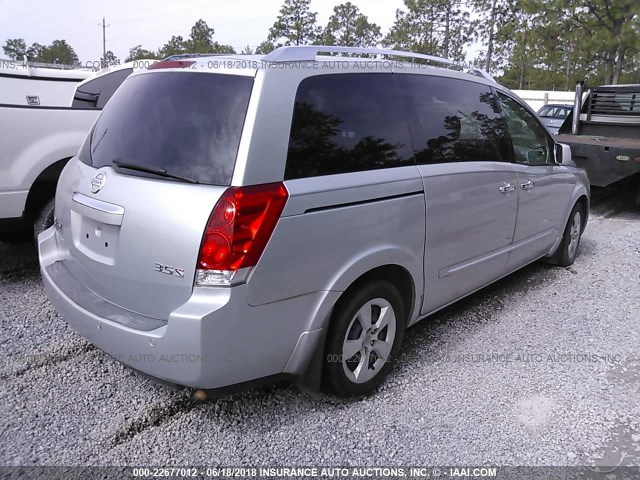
[498,93,551,165]
[395,74,511,164]
[72,68,133,109]
[285,74,414,180]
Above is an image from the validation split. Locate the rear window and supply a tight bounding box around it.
[285,73,414,180]
[88,71,254,186]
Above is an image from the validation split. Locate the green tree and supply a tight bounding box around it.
[438,0,469,59]
[470,0,517,73]
[26,43,46,62]
[103,50,120,67]
[322,2,381,48]
[514,4,598,90]
[158,35,187,57]
[160,20,236,55]
[619,48,640,83]
[383,9,422,52]
[383,0,469,61]
[548,0,640,84]
[3,38,27,60]
[185,19,216,52]
[211,43,236,54]
[268,0,322,46]
[492,0,640,88]
[491,6,536,88]
[40,40,79,65]
[256,40,276,54]
[125,45,160,62]
[241,45,253,54]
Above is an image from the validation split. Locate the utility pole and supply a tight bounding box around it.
[99,17,110,68]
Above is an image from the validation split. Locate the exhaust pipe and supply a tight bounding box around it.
[572,81,584,135]
[193,389,208,402]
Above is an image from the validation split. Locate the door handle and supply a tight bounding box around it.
[499,182,516,193]
[521,180,535,190]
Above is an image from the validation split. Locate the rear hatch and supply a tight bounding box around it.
[56,68,255,319]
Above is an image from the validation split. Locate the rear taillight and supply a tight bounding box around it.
[196,182,288,286]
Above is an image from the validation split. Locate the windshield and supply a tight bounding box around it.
[89,71,254,186]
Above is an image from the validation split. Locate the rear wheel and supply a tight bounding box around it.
[323,280,406,397]
[548,203,584,267]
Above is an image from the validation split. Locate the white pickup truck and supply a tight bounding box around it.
[0,62,145,242]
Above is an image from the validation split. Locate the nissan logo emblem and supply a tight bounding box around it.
[91,172,106,193]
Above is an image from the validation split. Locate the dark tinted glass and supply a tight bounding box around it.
[285,74,414,179]
[395,74,511,164]
[72,68,132,108]
[89,72,253,186]
[498,93,551,165]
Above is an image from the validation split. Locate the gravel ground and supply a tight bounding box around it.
[1,189,639,468]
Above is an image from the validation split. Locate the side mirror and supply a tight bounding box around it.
[554,143,575,166]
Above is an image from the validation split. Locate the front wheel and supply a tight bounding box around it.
[322,280,406,397]
[548,203,584,267]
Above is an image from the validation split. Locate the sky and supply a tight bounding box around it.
[0,0,428,65]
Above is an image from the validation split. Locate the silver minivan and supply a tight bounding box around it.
[38,46,590,397]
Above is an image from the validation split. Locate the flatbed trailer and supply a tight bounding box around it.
[557,83,640,188]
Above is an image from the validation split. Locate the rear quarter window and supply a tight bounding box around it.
[88,71,254,186]
[285,73,414,180]
[72,68,133,109]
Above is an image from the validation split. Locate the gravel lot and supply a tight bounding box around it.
[1,187,639,468]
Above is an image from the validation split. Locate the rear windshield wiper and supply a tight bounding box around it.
[112,159,199,184]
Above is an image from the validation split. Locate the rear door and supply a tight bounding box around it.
[246,72,426,308]
[497,93,575,269]
[395,74,518,314]
[56,69,255,319]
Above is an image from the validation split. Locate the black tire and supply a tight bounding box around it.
[33,198,55,243]
[547,202,585,267]
[322,280,406,397]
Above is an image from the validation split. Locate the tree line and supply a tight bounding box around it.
[3,0,639,89]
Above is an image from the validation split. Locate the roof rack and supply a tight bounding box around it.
[262,45,496,82]
[467,68,496,82]
[163,53,231,61]
[263,45,454,66]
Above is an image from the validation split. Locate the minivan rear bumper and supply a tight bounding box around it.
[38,227,334,390]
